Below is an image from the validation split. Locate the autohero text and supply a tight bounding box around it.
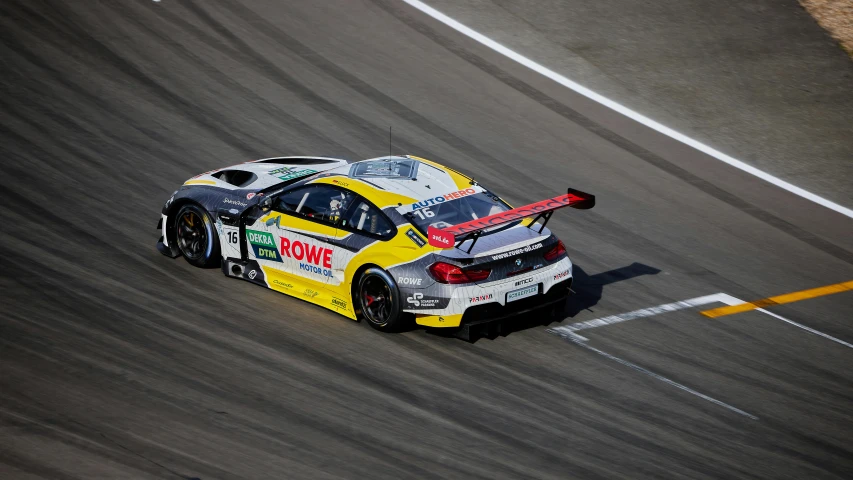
[410,188,477,211]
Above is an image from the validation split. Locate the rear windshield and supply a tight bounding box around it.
[404,191,514,234]
[349,159,418,180]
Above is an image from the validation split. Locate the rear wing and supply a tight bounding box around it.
[427,188,595,251]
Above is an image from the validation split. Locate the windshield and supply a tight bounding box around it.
[404,190,514,234]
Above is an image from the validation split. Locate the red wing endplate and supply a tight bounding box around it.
[427,188,595,248]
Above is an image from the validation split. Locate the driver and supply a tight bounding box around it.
[329,192,349,222]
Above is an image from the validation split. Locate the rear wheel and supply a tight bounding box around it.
[174,204,220,268]
[358,268,405,332]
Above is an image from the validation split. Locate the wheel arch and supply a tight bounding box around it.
[351,263,415,331]
[350,262,385,319]
[168,199,221,268]
[165,198,207,250]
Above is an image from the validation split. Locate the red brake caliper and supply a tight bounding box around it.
[364,294,375,307]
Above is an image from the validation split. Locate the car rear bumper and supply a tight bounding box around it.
[452,278,571,341]
[411,257,572,328]
[460,277,572,326]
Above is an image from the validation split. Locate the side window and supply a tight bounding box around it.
[274,185,353,225]
[341,199,395,239]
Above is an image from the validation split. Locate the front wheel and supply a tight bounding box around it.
[358,268,406,332]
[174,204,220,268]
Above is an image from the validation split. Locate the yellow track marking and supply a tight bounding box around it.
[700,280,853,318]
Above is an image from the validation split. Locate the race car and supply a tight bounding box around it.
[156,155,594,338]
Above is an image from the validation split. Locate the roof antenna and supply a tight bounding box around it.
[388,126,392,161]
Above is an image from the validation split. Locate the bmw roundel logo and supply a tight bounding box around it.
[515,258,523,267]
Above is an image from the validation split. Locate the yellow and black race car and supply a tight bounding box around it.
[157,155,593,338]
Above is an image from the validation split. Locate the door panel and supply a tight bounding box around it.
[250,211,335,283]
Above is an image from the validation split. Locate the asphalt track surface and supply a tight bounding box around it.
[1,1,852,479]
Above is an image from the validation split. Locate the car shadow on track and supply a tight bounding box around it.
[438,262,661,342]
[563,262,662,318]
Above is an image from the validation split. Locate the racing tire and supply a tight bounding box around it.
[357,267,406,332]
[173,204,220,268]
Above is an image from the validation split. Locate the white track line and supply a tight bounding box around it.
[712,294,853,349]
[548,294,760,419]
[548,292,853,350]
[755,307,853,349]
[547,294,726,336]
[401,0,853,219]
[560,335,759,420]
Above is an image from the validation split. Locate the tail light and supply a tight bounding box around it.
[428,262,491,284]
[543,240,567,261]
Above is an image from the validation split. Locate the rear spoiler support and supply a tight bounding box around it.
[458,209,551,253]
[529,210,555,234]
[427,188,595,251]
[456,230,483,254]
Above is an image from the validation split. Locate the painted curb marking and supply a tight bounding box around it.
[701,280,853,318]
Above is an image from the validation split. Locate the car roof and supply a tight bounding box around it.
[303,155,476,209]
[183,156,349,191]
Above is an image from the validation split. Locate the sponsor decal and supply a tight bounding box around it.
[491,242,542,261]
[332,179,350,188]
[409,187,478,211]
[247,192,256,200]
[405,229,426,248]
[397,277,423,286]
[406,293,440,308]
[507,285,538,303]
[554,269,570,281]
[247,230,283,262]
[223,198,248,207]
[304,288,320,298]
[248,269,257,280]
[280,236,333,278]
[469,293,493,304]
[515,258,523,267]
[268,166,317,182]
[247,230,274,247]
[331,297,347,309]
[514,277,534,287]
[272,279,293,289]
[428,226,454,248]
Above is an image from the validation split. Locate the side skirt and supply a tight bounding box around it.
[222,258,357,321]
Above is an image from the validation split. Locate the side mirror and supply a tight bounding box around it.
[259,196,273,212]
